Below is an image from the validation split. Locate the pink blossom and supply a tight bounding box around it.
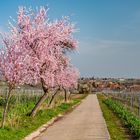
[0,6,79,91]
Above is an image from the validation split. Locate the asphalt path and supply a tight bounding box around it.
[35,94,110,140]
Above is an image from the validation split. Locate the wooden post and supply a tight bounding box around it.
[138,94,140,116]
[131,94,133,111]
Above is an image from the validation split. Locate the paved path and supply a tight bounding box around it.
[35,94,110,140]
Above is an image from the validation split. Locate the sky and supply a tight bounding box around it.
[0,0,140,78]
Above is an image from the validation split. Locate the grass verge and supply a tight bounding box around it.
[97,94,135,140]
[0,94,87,140]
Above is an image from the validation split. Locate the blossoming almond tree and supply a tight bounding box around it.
[0,6,79,117]
[58,66,79,102]
[48,66,79,106]
[0,35,28,127]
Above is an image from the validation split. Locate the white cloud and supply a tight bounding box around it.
[93,39,139,49]
[77,38,140,57]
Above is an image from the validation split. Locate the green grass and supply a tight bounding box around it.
[97,94,133,140]
[0,94,87,140]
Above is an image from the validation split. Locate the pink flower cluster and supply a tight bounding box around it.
[0,6,79,90]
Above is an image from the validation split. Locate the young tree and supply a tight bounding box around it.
[48,66,79,106]
[60,67,79,102]
[54,66,79,102]
[0,35,27,127]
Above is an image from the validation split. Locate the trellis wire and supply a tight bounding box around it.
[103,91,140,117]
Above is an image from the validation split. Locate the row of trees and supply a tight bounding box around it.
[0,6,79,128]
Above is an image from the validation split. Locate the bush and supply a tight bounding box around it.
[0,96,5,106]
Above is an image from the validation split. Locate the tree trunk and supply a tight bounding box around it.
[1,87,12,128]
[29,91,48,117]
[48,90,59,107]
[29,78,48,117]
[64,89,67,102]
[68,91,71,100]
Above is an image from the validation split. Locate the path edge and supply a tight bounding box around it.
[96,94,110,140]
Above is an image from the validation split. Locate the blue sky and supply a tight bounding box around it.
[0,0,140,78]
